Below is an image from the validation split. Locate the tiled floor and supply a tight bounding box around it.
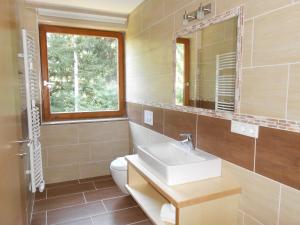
[31,176,153,225]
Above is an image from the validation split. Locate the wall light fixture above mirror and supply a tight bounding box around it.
[182,3,212,25]
[174,7,244,113]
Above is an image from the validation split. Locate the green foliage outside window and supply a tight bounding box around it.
[47,33,119,113]
[175,43,184,105]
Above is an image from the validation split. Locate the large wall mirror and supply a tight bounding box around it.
[174,7,243,113]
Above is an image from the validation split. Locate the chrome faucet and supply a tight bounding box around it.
[179,133,195,151]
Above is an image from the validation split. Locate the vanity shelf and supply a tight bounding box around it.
[126,155,241,225]
[126,184,171,225]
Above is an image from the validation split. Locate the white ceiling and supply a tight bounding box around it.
[26,0,144,15]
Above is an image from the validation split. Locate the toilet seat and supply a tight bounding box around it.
[110,157,127,171]
[110,156,129,194]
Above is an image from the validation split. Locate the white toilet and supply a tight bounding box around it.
[110,156,129,194]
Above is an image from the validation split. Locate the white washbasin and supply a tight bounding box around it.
[137,142,221,185]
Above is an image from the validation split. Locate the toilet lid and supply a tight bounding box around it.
[111,157,128,171]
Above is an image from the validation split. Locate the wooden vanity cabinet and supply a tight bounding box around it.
[126,155,241,225]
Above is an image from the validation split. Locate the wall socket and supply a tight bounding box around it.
[144,110,153,126]
[231,121,259,138]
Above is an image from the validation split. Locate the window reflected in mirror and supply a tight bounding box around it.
[175,38,190,106]
[175,16,238,112]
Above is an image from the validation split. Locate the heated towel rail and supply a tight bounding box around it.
[215,52,236,112]
[21,29,45,193]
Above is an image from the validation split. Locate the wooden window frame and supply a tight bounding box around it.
[39,24,125,121]
[176,38,190,106]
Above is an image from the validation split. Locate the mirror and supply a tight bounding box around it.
[174,8,242,112]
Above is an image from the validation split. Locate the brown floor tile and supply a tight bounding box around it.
[47,182,95,198]
[84,186,125,202]
[56,217,93,225]
[35,190,46,201]
[92,207,147,225]
[94,179,116,189]
[103,196,137,211]
[47,201,106,225]
[46,180,80,189]
[34,193,85,212]
[31,212,46,225]
[79,175,112,183]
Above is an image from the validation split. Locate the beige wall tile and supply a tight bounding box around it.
[127,6,143,38]
[287,64,300,121]
[23,8,37,33]
[237,211,244,225]
[242,19,253,67]
[148,15,174,50]
[126,74,174,103]
[40,124,78,147]
[215,0,243,15]
[245,0,290,19]
[46,144,90,166]
[216,0,289,19]
[129,122,151,149]
[279,185,300,225]
[42,147,48,167]
[44,165,79,184]
[137,45,173,77]
[164,0,193,16]
[79,160,111,179]
[244,215,263,225]
[141,0,165,29]
[240,66,288,118]
[77,121,129,143]
[223,161,280,225]
[126,30,151,61]
[127,44,173,78]
[90,140,129,160]
[42,121,130,183]
[253,4,300,65]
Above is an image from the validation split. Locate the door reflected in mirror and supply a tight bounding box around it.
[175,16,239,112]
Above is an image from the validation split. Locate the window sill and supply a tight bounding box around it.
[41,117,128,125]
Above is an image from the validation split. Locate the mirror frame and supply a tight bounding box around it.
[173,6,244,113]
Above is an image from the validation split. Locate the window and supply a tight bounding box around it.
[175,38,190,106]
[39,25,125,121]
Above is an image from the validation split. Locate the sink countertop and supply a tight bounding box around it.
[126,154,241,208]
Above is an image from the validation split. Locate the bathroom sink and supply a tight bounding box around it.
[137,142,221,185]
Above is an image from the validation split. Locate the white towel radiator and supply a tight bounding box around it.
[215,52,236,112]
[21,29,45,193]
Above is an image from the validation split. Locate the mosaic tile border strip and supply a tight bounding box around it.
[128,99,300,133]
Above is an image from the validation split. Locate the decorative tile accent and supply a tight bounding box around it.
[127,100,300,133]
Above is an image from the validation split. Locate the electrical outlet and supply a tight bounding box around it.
[231,121,259,138]
[144,110,153,126]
